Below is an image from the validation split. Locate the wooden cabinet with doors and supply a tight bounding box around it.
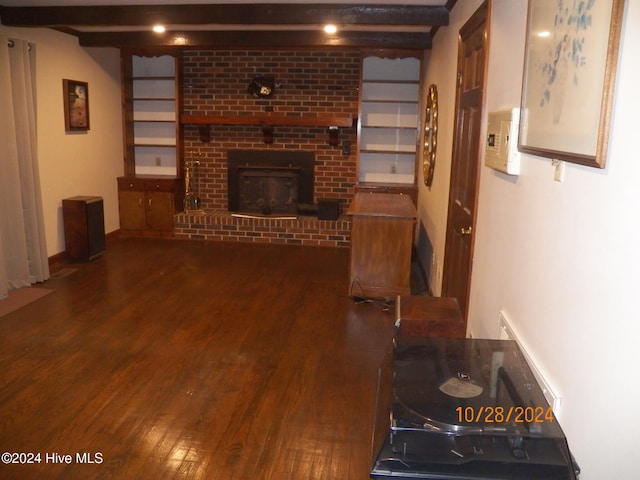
[117,176,183,236]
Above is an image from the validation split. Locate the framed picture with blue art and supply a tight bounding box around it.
[518,0,625,168]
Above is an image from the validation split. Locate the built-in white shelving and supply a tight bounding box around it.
[125,54,180,176]
[358,56,421,185]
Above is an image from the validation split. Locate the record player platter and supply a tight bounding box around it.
[370,337,579,479]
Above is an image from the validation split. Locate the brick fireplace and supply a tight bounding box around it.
[173,49,360,247]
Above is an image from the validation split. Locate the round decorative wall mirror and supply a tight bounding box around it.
[423,84,438,187]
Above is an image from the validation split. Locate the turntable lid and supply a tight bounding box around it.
[392,337,566,439]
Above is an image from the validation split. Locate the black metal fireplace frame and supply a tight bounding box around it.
[227,150,315,213]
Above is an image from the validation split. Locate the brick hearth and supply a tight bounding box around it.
[174,211,350,247]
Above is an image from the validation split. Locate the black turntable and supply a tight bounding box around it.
[370,337,579,479]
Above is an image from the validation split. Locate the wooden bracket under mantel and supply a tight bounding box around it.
[181,114,356,145]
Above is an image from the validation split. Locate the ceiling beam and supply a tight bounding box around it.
[0,4,450,28]
[77,29,432,50]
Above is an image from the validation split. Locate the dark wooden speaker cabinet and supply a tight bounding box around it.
[62,196,105,261]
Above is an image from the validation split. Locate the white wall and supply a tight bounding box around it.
[419,0,639,478]
[417,0,485,296]
[0,26,123,257]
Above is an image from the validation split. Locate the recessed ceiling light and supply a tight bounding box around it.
[324,24,338,34]
[153,25,166,33]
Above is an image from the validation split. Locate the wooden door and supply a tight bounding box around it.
[441,2,489,321]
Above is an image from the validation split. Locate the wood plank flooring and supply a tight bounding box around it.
[0,238,396,480]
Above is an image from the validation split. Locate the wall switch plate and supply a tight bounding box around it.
[552,159,565,182]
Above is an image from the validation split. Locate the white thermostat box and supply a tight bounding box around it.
[485,108,521,175]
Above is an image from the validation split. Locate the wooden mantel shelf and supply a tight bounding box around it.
[180,114,356,128]
[181,114,356,143]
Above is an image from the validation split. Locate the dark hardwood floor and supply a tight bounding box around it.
[0,237,396,479]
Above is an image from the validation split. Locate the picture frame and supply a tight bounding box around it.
[63,79,90,131]
[518,0,625,168]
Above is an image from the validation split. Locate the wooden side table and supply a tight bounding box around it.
[347,193,416,299]
[395,296,466,338]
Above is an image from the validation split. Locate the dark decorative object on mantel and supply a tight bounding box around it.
[262,125,274,144]
[328,126,339,146]
[248,76,276,98]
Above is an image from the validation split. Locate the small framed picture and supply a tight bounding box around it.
[63,79,90,131]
